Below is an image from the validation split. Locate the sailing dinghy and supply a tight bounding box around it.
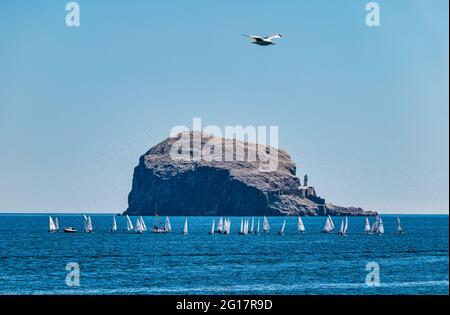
[209,220,215,235]
[126,215,133,232]
[376,217,384,235]
[364,217,371,234]
[297,216,305,233]
[396,217,403,234]
[111,216,117,232]
[262,216,270,233]
[321,215,334,233]
[278,219,286,235]
[48,216,57,233]
[182,218,188,235]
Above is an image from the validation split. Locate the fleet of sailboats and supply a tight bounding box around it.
[48,214,402,235]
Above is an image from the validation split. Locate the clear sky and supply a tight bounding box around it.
[0,0,448,214]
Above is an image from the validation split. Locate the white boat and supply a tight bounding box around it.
[397,217,403,234]
[182,218,188,235]
[48,216,57,233]
[139,216,147,231]
[153,216,172,233]
[111,216,117,232]
[126,215,134,231]
[223,218,231,234]
[209,219,215,235]
[278,219,286,235]
[238,218,246,235]
[321,215,334,233]
[338,216,348,236]
[55,217,60,231]
[263,216,270,233]
[165,216,172,232]
[63,227,77,233]
[84,215,93,233]
[250,217,254,233]
[135,217,144,233]
[364,217,371,234]
[370,218,378,234]
[244,219,249,234]
[255,219,260,234]
[297,216,305,233]
[376,217,384,235]
[217,217,224,234]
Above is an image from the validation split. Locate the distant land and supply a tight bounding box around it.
[124,132,376,217]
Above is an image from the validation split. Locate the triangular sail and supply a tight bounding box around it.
[322,216,333,232]
[298,216,305,232]
[49,216,56,232]
[377,217,384,234]
[139,216,147,231]
[343,216,348,234]
[280,220,286,234]
[263,216,270,232]
[126,215,133,231]
[54,217,59,231]
[183,218,188,234]
[328,216,335,230]
[397,217,402,233]
[339,219,344,234]
[256,219,260,233]
[364,217,371,233]
[86,216,93,233]
[217,217,223,233]
[244,219,249,234]
[135,218,144,233]
[239,218,243,233]
[210,220,215,234]
[111,216,117,231]
[250,217,254,233]
[165,216,172,232]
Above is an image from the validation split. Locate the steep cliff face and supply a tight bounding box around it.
[124,132,375,216]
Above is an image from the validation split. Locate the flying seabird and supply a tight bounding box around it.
[241,33,284,46]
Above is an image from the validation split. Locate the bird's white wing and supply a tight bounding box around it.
[264,34,283,41]
[241,34,263,40]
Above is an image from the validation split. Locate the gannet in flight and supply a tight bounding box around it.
[241,34,284,46]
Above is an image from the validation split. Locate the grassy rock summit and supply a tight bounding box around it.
[124,132,376,217]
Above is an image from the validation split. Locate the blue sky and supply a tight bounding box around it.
[0,0,448,213]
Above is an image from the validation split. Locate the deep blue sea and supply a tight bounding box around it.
[0,214,448,295]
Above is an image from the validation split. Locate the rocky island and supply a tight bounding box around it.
[123,132,376,217]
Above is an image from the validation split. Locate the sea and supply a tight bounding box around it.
[0,214,448,295]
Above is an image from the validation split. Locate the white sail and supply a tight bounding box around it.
[217,217,223,233]
[297,216,305,233]
[48,216,56,232]
[250,217,254,233]
[263,216,270,232]
[279,220,286,234]
[111,216,117,232]
[364,217,371,233]
[210,219,215,234]
[343,216,348,234]
[54,217,59,231]
[239,218,243,234]
[224,219,231,234]
[139,216,147,231]
[339,219,344,235]
[256,219,260,233]
[126,215,133,231]
[377,217,384,234]
[165,216,172,232]
[86,216,93,233]
[322,216,333,233]
[182,218,188,235]
[135,218,144,233]
[328,215,335,230]
[244,219,249,234]
[371,217,378,233]
[397,217,403,233]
